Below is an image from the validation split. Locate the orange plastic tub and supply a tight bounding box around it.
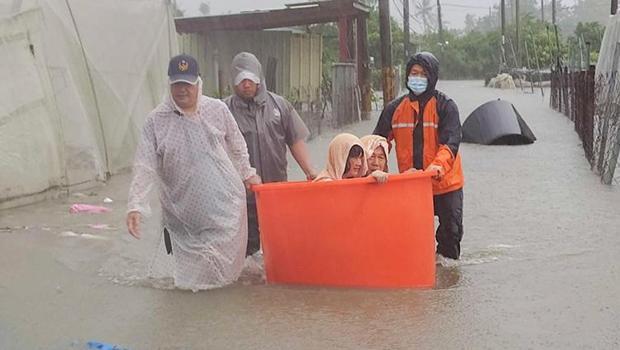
[253,171,436,288]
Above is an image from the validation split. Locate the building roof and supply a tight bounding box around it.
[175,0,370,33]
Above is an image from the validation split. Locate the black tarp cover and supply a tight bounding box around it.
[462,99,536,145]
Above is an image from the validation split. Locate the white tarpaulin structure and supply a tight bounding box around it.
[0,0,177,208]
[594,13,620,184]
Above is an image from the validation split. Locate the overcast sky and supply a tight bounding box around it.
[177,0,578,31]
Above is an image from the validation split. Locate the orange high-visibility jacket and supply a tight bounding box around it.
[374,52,464,195]
[387,94,464,195]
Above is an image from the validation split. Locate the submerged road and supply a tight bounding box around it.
[0,81,618,349]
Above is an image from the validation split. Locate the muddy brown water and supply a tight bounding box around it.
[1,81,618,349]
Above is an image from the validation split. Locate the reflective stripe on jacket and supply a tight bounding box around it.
[377,94,464,195]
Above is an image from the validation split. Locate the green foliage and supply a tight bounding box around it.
[415,30,502,80]
[558,0,611,35]
[311,3,406,90]
[312,0,605,84]
[566,21,605,66]
[410,14,575,79]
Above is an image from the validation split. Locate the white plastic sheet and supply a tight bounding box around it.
[0,0,176,204]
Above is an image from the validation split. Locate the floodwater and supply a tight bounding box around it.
[1,81,619,349]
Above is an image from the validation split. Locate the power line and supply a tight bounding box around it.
[393,0,424,27]
[442,3,490,10]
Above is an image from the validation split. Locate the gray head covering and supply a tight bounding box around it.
[231,52,267,104]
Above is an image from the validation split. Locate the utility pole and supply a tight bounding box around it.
[437,0,444,45]
[515,0,520,62]
[489,6,492,22]
[436,0,444,44]
[403,0,410,60]
[551,0,560,64]
[378,0,394,107]
[501,0,506,35]
[501,0,507,70]
[613,0,618,15]
[541,0,544,22]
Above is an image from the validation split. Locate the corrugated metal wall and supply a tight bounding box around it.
[289,33,322,104]
[178,30,321,102]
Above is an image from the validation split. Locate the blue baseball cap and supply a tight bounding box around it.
[168,54,199,84]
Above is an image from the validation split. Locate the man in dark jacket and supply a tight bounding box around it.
[225,52,317,256]
[373,52,465,259]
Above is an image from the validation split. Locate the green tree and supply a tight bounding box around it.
[464,14,477,33]
[556,0,606,35]
[566,21,605,66]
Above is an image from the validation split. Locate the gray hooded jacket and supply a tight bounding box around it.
[224,52,309,183]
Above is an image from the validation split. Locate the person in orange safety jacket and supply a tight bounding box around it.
[373,52,464,259]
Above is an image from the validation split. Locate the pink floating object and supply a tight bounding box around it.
[88,224,111,229]
[69,204,111,214]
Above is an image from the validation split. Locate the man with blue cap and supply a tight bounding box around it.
[126,54,260,291]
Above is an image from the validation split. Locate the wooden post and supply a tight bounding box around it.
[379,0,395,106]
[338,17,350,61]
[332,63,357,126]
[357,16,372,119]
[347,17,356,61]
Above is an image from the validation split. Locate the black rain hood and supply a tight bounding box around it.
[405,51,439,100]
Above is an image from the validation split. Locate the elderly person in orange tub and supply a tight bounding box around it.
[314,133,387,183]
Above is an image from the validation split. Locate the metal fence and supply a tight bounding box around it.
[550,65,596,163]
[550,64,620,184]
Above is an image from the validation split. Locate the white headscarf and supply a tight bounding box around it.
[314,133,368,182]
[360,135,389,173]
[165,76,204,116]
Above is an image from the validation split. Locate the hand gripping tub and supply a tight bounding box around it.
[253,171,436,288]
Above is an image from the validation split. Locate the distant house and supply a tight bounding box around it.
[178,28,323,105]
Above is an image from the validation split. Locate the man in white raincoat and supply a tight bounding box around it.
[126,54,260,291]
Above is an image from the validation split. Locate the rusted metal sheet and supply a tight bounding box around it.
[178,30,322,103]
[175,0,369,33]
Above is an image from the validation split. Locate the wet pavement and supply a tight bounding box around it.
[1,81,619,349]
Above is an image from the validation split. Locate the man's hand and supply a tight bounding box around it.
[127,211,141,239]
[244,174,262,190]
[426,164,444,179]
[370,170,389,184]
[305,171,318,181]
[290,141,317,182]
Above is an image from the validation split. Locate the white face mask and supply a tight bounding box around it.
[407,76,428,95]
